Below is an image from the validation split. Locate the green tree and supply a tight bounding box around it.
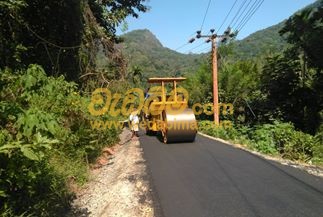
[260,53,320,134]
[129,65,144,86]
[264,1,323,134]
[0,0,27,69]
[219,59,260,124]
[280,1,323,70]
[0,0,148,82]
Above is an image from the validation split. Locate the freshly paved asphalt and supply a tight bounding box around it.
[140,133,323,217]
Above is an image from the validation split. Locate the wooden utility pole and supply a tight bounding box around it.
[189,29,234,125]
[211,37,219,125]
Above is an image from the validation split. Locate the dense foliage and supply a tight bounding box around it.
[0,0,147,216]
[0,0,147,84]
[259,1,323,134]
[0,65,120,215]
[184,1,322,163]
[0,0,322,215]
[199,121,322,163]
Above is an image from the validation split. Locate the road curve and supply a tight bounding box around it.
[140,133,323,217]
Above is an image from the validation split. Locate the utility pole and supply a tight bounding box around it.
[189,28,234,125]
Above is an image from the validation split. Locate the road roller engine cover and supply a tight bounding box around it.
[142,77,197,143]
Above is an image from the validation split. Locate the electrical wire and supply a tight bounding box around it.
[228,0,248,28]
[180,0,213,53]
[238,0,264,31]
[235,0,261,30]
[235,0,261,31]
[217,0,239,34]
[231,0,253,29]
[196,45,212,54]
[200,0,212,31]
[185,41,207,53]
[174,32,197,51]
[179,0,213,52]
[236,0,264,32]
[174,43,190,51]
[181,0,215,53]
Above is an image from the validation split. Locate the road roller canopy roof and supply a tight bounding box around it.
[148,77,186,84]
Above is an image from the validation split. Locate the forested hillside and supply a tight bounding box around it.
[232,22,286,59]
[120,29,204,77]
[120,24,287,76]
[119,22,287,77]
[232,0,322,59]
[120,1,321,76]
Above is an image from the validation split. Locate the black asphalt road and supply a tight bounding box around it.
[140,133,323,217]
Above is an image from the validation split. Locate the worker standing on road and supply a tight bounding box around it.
[129,108,139,138]
[144,86,151,100]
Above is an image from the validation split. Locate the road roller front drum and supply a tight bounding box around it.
[161,108,197,143]
[143,77,197,144]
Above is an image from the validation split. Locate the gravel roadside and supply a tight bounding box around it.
[71,129,156,217]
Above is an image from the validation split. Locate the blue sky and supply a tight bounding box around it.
[117,0,316,54]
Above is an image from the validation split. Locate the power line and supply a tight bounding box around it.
[228,0,248,28]
[236,0,264,32]
[217,0,239,34]
[231,0,253,29]
[185,41,207,53]
[200,0,212,31]
[176,0,213,52]
[238,0,264,31]
[174,43,189,51]
[234,0,261,30]
[174,32,197,51]
[196,45,212,53]
[178,0,212,52]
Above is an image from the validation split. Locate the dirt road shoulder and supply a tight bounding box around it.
[71,129,155,217]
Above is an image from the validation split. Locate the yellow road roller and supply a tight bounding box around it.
[142,77,197,143]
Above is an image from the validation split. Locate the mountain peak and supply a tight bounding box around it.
[123,29,163,48]
[120,29,204,77]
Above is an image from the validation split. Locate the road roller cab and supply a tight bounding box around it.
[142,77,197,143]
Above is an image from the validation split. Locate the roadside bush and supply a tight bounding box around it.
[249,124,278,154]
[313,126,323,164]
[0,65,120,216]
[199,120,321,163]
[198,121,246,144]
[249,122,316,160]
